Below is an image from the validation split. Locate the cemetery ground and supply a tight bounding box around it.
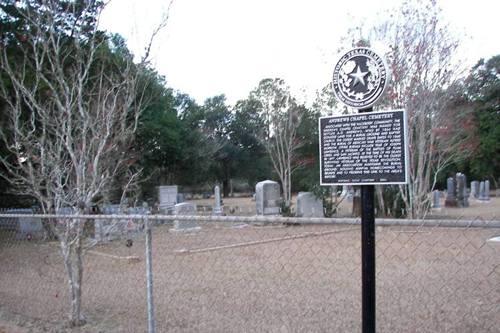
[190,194,500,220]
[1,197,499,332]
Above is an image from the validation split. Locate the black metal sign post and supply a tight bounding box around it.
[359,107,375,333]
[361,185,375,332]
[325,47,399,333]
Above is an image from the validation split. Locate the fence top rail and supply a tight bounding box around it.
[0,213,499,228]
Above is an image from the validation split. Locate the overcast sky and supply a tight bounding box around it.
[99,0,500,106]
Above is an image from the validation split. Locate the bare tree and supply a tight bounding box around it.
[250,78,305,209]
[359,0,470,218]
[0,0,167,326]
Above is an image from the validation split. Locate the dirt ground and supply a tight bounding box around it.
[1,217,499,332]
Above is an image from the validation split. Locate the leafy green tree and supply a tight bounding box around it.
[291,105,321,192]
[135,78,183,196]
[138,90,216,190]
[466,56,500,182]
[230,98,271,189]
[202,95,235,196]
[175,94,218,186]
[433,55,500,187]
[249,78,308,208]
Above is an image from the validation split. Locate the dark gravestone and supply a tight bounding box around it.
[462,174,469,207]
[432,190,441,208]
[456,173,467,208]
[176,193,185,204]
[445,177,457,207]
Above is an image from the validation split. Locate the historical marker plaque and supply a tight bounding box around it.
[319,109,408,185]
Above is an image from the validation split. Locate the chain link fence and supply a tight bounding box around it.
[0,205,499,332]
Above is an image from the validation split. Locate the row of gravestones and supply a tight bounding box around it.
[256,180,324,218]
[0,205,150,241]
[165,180,326,232]
[160,182,363,218]
[433,173,491,208]
[2,181,347,237]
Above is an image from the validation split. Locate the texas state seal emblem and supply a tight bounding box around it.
[332,48,389,109]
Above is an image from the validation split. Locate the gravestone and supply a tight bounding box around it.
[158,186,178,213]
[456,173,468,207]
[18,214,43,238]
[471,181,479,198]
[462,174,469,207]
[432,190,441,208]
[255,180,281,215]
[1,208,44,239]
[484,180,491,201]
[94,205,145,242]
[213,185,223,216]
[176,193,185,204]
[296,192,324,218]
[346,185,354,202]
[478,181,486,201]
[340,186,348,198]
[444,177,457,207]
[171,203,200,232]
[456,174,464,207]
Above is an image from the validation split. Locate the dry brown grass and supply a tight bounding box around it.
[1,221,499,332]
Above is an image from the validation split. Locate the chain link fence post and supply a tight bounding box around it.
[145,215,156,333]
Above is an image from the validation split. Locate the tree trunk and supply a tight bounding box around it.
[61,219,86,327]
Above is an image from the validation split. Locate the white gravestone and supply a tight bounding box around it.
[213,185,223,216]
[255,180,281,215]
[346,185,354,202]
[94,205,145,242]
[484,180,491,201]
[158,186,178,213]
[478,181,486,201]
[470,181,479,198]
[340,186,348,198]
[171,203,200,232]
[296,192,324,218]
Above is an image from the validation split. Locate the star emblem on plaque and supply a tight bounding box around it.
[332,48,389,109]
